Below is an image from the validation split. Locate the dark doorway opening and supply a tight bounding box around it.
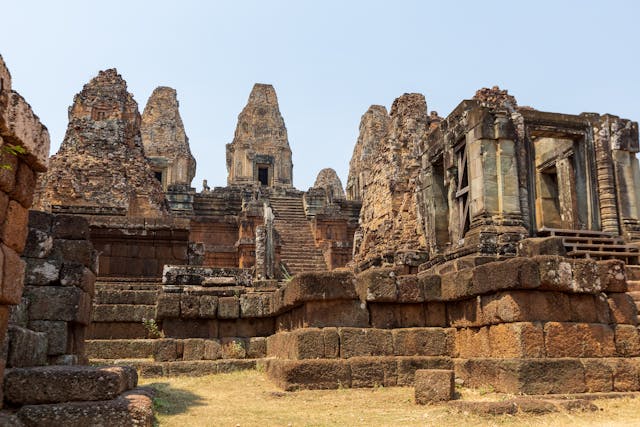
[154,171,163,183]
[258,167,269,186]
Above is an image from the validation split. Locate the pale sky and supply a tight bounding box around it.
[3,1,640,191]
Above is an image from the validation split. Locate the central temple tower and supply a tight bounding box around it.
[226,83,293,188]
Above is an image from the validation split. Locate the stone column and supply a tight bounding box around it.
[556,157,578,229]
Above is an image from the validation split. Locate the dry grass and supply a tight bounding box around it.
[141,370,640,427]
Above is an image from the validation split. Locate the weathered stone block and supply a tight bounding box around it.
[28,320,68,356]
[0,150,17,193]
[23,258,61,286]
[339,328,393,358]
[59,263,96,295]
[218,296,240,319]
[544,322,616,357]
[396,356,453,386]
[221,337,246,359]
[86,339,156,359]
[417,273,441,301]
[266,359,351,391]
[392,327,454,357]
[614,325,640,356]
[608,358,640,392]
[517,237,566,257]
[396,275,423,303]
[24,286,85,322]
[6,325,48,367]
[154,339,178,362]
[284,271,357,306]
[414,369,455,403]
[304,300,368,328]
[4,365,137,405]
[52,239,94,267]
[247,336,266,358]
[481,290,572,325]
[355,268,398,302]
[27,209,52,232]
[22,227,53,258]
[198,295,218,318]
[203,339,222,360]
[1,200,28,252]
[599,259,627,292]
[156,293,180,319]
[470,258,540,296]
[240,293,270,318]
[607,293,638,325]
[487,322,545,358]
[183,338,205,360]
[52,215,90,240]
[10,161,36,208]
[349,356,397,388]
[91,304,154,324]
[180,294,200,318]
[581,358,614,392]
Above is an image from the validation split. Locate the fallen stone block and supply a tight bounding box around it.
[414,369,454,403]
[4,365,137,405]
[16,387,153,427]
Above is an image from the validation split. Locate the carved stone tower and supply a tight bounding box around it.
[226,84,293,188]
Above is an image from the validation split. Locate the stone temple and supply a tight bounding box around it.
[1,56,640,424]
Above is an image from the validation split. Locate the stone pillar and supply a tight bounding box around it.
[556,157,578,229]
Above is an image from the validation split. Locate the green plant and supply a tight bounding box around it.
[0,143,26,170]
[142,318,164,338]
[280,264,293,282]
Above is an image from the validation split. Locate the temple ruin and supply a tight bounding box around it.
[1,54,640,423]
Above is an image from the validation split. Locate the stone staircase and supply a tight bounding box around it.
[538,227,640,264]
[270,196,327,275]
[625,265,640,313]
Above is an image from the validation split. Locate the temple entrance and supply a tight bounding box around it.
[533,137,595,231]
[258,166,269,186]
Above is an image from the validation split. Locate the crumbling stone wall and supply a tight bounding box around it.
[0,55,50,408]
[33,69,167,218]
[351,94,431,271]
[6,211,97,367]
[141,86,196,190]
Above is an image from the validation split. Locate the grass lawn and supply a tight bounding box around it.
[141,370,640,427]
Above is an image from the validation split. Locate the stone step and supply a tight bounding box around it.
[4,365,137,405]
[14,388,153,427]
[95,289,158,305]
[627,266,640,281]
[86,339,158,360]
[627,280,640,292]
[91,358,257,378]
[88,322,150,340]
[92,304,156,323]
[627,291,640,301]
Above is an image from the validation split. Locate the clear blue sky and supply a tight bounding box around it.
[3,1,640,191]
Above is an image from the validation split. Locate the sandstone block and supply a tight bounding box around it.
[159,319,215,339]
[86,339,156,360]
[614,325,640,356]
[425,302,447,326]
[221,337,246,359]
[24,286,85,322]
[197,295,218,318]
[392,327,454,357]
[396,275,424,303]
[417,273,442,301]
[218,296,240,319]
[203,339,222,360]
[284,271,357,306]
[27,210,52,232]
[470,257,540,296]
[60,263,96,295]
[607,293,638,325]
[10,161,36,208]
[355,268,398,302]
[304,300,369,328]
[23,258,61,286]
[240,293,270,317]
[0,150,17,193]
[6,325,48,367]
[543,322,616,357]
[517,236,566,257]
[455,326,491,358]
[447,297,483,328]
[396,356,453,386]
[455,358,586,394]
[369,303,426,329]
[581,358,614,392]
[1,200,28,252]
[440,269,472,300]
[183,338,205,360]
[487,322,545,358]
[338,327,393,358]
[28,320,68,356]
[16,388,154,427]
[154,339,178,362]
[4,365,137,405]
[608,358,640,392]
[91,304,154,323]
[52,215,90,240]
[52,239,94,267]
[481,290,572,325]
[247,337,266,358]
[155,293,180,319]
[598,259,627,292]
[180,293,200,318]
[22,227,53,258]
[266,359,351,391]
[349,356,397,388]
[414,369,455,403]
[536,256,603,294]
[8,298,27,327]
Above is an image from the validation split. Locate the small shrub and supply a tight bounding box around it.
[142,318,163,338]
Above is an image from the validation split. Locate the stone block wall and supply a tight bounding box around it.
[0,55,50,408]
[5,211,97,367]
